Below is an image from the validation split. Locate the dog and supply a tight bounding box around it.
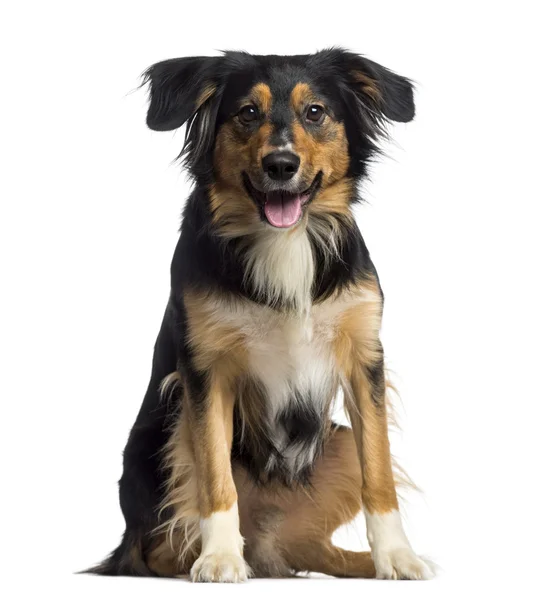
[88,48,433,582]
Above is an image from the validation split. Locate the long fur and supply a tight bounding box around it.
[87,48,417,579]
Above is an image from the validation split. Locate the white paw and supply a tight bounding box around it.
[190,552,250,583]
[373,547,434,580]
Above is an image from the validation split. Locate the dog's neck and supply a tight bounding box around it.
[243,222,316,315]
[176,185,372,313]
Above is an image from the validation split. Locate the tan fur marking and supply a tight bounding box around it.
[278,426,364,540]
[208,184,259,239]
[334,277,383,376]
[347,366,398,513]
[182,291,269,452]
[292,120,349,187]
[290,82,350,187]
[235,426,375,577]
[251,82,272,114]
[184,290,248,377]
[309,178,354,220]
[212,118,275,237]
[288,543,375,578]
[290,82,314,112]
[351,71,382,102]
[195,83,217,110]
[189,373,237,517]
[212,82,273,196]
[333,277,398,514]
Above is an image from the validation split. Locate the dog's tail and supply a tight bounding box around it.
[83,529,154,577]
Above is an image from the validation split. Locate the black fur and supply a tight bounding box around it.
[366,341,386,409]
[231,386,327,487]
[86,48,414,576]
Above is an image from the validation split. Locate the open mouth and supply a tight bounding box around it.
[243,172,322,229]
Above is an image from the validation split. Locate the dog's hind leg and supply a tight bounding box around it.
[284,543,375,578]
[279,425,377,577]
[235,425,375,578]
[240,502,375,578]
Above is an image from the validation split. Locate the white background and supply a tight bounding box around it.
[2,1,542,598]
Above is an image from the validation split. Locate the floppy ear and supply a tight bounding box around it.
[344,53,415,123]
[143,56,221,131]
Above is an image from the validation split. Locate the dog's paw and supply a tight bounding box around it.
[373,547,434,580]
[190,552,250,583]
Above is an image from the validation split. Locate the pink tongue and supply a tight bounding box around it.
[264,192,303,228]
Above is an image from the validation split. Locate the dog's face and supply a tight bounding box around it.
[214,75,350,229]
[144,50,414,232]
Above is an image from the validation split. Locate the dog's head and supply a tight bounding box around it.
[144,49,414,233]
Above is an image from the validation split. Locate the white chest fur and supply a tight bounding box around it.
[219,299,342,400]
[212,293,365,476]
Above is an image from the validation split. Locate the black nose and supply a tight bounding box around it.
[262,151,300,181]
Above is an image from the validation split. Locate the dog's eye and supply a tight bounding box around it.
[306,105,325,124]
[238,105,259,124]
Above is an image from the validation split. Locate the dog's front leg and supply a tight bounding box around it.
[346,343,432,580]
[187,369,249,583]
